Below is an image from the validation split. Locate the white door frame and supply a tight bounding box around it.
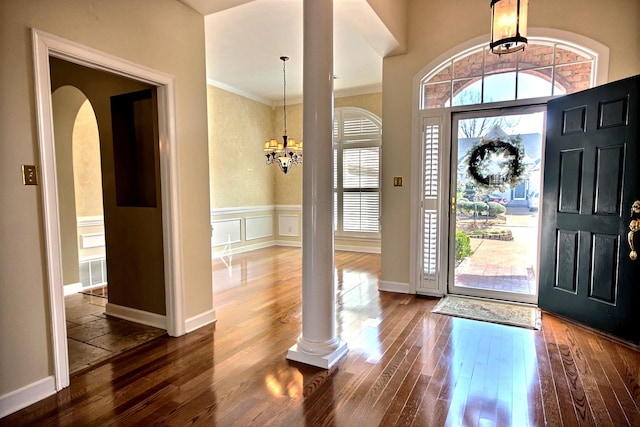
[448,104,547,305]
[32,29,186,390]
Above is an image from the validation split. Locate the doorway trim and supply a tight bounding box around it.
[32,29,185,390]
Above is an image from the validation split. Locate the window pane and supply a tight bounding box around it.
[484,72,516,103]
[518,43,554,69]
[343,147,379,188]
[517,70,553,98]
[452,78,481,106]
[555,62,593,94]
[343,192,379,232]
[427,63,453,83]
[555,45,590,64]
[453,48,483,79]
[485,47,517,75]
[423,82,451,109]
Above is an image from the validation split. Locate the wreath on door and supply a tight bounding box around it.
[467,138,525,189]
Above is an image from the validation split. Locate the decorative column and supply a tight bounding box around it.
[286,0,348,369]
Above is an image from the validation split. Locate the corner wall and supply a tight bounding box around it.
[0,0,212,409]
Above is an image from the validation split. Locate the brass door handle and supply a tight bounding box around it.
[629,200,640,261]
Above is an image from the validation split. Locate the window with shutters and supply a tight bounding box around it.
[333,107,382,236]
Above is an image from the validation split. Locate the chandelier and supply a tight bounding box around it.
[490,0,528,55]
[264,56,302,174]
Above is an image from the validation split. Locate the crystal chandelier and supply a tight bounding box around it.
[490,0,528,55]
[264,56,302,174]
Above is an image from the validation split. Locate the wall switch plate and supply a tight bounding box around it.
[393,176,403,187]
[22,165,38,185]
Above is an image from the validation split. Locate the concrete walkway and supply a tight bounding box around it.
[455,208,539,295]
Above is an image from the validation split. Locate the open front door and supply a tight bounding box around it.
[539,75,639,344]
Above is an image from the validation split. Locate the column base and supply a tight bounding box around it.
[286,340,348,369]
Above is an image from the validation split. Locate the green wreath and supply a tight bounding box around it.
[467,139,524,188]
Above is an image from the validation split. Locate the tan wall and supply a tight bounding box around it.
[207,85,276,208]
[73,100,103,218]
[0,0,212,397]
[380,0,640,285]
[52,86,85,286]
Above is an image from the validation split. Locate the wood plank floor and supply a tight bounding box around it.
[2,247,639,426]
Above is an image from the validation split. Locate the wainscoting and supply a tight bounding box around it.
[210,205,380,257]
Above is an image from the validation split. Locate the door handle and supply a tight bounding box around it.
[629,200,640,261]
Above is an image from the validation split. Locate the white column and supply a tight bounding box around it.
[286,0,347,369]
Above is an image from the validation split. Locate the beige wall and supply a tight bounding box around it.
[380,0,640,286]
[73,100,103,218]
[207,85,276,208]
[52,86,85,286]
[0,0,212,397]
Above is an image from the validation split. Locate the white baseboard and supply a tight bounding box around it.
[105,303,167,330]
[185,308,217,333]
[335,244,381,254]
[378,280,411,294]
[416,289,445,298]
[63,282,82,296]
[273,240,302,248]
[211,240,277,259]
[0,376,56,418]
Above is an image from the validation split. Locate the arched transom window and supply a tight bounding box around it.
[420,39,597,109]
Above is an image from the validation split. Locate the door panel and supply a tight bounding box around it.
[539,75,639,344]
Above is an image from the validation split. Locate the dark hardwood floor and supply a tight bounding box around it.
[2,247,639,426]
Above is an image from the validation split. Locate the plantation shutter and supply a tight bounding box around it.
[417,111,449,295]
[334,108,382,235]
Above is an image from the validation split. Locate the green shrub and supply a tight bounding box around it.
[457,199,474,215]
[473,202,489,215]
[487,201,506,216]
[455,230,473,261]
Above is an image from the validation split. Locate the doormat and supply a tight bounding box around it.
[432,296,541,330]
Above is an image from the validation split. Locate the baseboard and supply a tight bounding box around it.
[63,282,82,296]
[416,289,445,298]
[273,240,302,248]
[211,240,278,259]
[105,303,167,330]
[335,244,381,254]
[378,280,411,294]
[185,308,217,333]
[0,376,56,418]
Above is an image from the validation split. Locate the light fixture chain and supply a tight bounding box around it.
[282,57,287,136]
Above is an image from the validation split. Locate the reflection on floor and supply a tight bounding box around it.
[65,287,166,374]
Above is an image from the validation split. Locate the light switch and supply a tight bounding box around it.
[393,176,403,187]
[22,165,38,185]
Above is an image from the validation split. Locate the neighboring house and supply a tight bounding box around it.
[457,125,542,208]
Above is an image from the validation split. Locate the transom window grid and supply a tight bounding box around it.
[333,109,382,236]
[420,40,596,109]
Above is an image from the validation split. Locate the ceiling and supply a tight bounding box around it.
[180,0,398,105]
